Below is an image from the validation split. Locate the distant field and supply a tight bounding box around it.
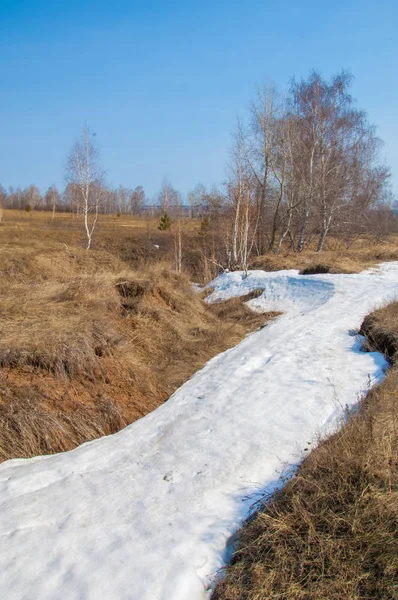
[2,209,398,280]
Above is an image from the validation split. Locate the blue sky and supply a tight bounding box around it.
[0,0,397,199]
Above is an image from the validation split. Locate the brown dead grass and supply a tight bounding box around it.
[213,303,398,600]
[0,213,272,462]
[209,290,280,329]
[360,302,398,363]
[251,238,398,275]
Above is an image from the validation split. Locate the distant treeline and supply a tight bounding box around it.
[0,183,147,216]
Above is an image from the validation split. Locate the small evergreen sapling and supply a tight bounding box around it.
[158,212,172,231]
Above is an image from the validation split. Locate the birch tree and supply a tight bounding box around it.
[273,115,303,253]
[289,74,324,252]
[227,122,258,271]
[247,86,279,254]
[129,186,145,215]
[44,185,60,219]
[0,185,6,224]
[174,204,184,273]
[66,126,105,249]
[158,179,180,215]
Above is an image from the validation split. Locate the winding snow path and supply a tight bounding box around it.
[1,264,398,599]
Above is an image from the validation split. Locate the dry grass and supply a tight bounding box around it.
[0,384,127,459]
[213,303,398,600]
[251,238,398,275]
[360,302,398,363]
[209,290,280,328]
[0,212,272,462]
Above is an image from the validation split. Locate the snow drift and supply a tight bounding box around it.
[206,269,335,314]
[0,264,398,600]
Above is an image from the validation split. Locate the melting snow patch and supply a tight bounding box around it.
[206,270,334,314]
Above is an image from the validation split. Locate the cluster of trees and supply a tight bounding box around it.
[0,71,395,257]
[224,71,394,269]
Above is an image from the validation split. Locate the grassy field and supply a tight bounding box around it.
[0,210,275,461]
[213,302,398,600]
[3,209,398,280]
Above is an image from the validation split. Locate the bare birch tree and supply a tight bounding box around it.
[66,126,105,249]
[247,86,280,254]
[174,206,183,273]
[158,178,180,215]
[44,185,60,219]
[273,114,303,253]
[0,185,5,223]
[227,122,258,272]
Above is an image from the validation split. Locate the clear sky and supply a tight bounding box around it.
[0,0,397,199]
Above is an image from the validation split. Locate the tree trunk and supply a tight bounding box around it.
[84,209,92,249]
[269,196,282,252]
[241,191,250,276]
[174,218,182,273]
[296,206,309,252]
[276,209,293,254]
[256,186,267,255]
[232,193,240,267]
[317,215,332,252]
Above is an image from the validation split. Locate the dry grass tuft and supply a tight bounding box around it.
[209,294,280,329]
[360,301,398,364]
[213,303,398,600]
[300,264,331,275]
[0,381,127,461]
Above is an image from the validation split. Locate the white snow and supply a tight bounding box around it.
[1,263,398,600]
